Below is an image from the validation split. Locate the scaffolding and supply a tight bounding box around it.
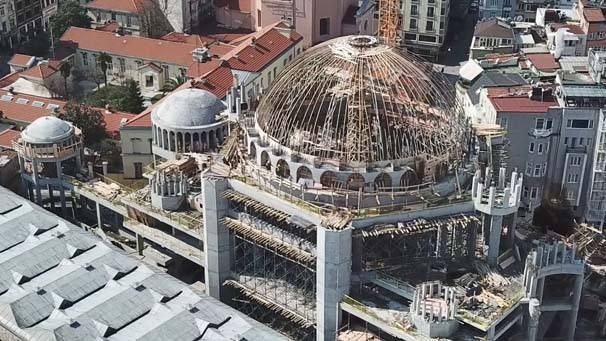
[378,0,400,47]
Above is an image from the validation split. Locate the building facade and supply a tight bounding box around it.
[401,0,450,60]
[479,0,515,19]
[470,18,515,59]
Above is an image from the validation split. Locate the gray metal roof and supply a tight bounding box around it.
[561,86,606,98]
[467,72,527,104]
[0,186,289,341]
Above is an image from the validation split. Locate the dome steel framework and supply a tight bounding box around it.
[256,36,468,168]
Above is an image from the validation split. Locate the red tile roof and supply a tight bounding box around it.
[0,90,134,137]
[489,96,558,113]
[584,8,606,23]
[214,0,251,12]
[125,62,234,129]
[85,0,155,14]
[474,19,514,39]
[550,23,585,35]
[0,72,21,88]
[20,61,62,80]
[526,53,560,71]
[0,129,20,149]
[8,54,34,67]
[161,32,216,45]
[60,27,200,66]
[222,22,303,73]
[95,21,122,33]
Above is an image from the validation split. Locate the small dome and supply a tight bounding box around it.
[152,88,226,129]
[21,116,74,144]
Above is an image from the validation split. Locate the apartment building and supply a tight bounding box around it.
[214,0,374,47]
[577,0,606,52]
[0,0,53,49]
[85,0,170,37]
[470,18,515,59]
[479,0,515,19]
[401,0,450,60]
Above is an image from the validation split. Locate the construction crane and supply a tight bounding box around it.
[377,0,400,47]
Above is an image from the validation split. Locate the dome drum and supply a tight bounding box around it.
[15,116,82,161]
[253,35,468,180]
[152,88,228,159]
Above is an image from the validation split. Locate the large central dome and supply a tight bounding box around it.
[256,35,467,167]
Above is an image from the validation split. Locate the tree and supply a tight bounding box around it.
[49,1,91,40]
[58,103,107,145]
[86,79,144,114]
[17,32,50,57]
[121,79,145,113]
[98,52,112,86]
[59,62,71,98]
[161,75,187,94]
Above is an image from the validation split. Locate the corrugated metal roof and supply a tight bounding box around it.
[0,186,289,341]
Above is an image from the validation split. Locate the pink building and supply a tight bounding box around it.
[214,0,376,47]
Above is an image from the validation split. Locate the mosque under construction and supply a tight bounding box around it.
[8,35,602,340]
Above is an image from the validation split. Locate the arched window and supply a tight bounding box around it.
[261,151,271,170]
[347,173,365,191]
[400,170,419,187]
[276,159,290,179]
[374,173,392,189]
[296,166,313,182]
[320,171,338,188]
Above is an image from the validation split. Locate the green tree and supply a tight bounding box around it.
[98,52,112,86]
[161,75,187,94]
[86,79,144,114]
[17,32,50,57]
[58,103,107,145]
[59,62,71,98]
[49,1,91,40]
[121,79,145,113]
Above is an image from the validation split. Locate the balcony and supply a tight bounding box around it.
[566,146,587,154]
[530,128,553,138]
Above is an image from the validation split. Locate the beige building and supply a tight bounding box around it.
[401,0,450,60]
[214,0,375,47]
[119,22,304,178]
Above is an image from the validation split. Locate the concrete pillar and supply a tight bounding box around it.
[136,233,145,255]
[48,184,55,209]
[566,274,584,340]
[95,201,102,230]
[88,161,93,176]
[487,214,503,267]
[202,177,231,299]
[316,225,352,341]
[527,298,541,341]
[102,161,108,177]
[32,160,42,205]
[56,161,67,217]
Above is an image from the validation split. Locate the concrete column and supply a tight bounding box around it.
[316,225,352,341]
[95,201,102,230]
[56,161,67,217]
[102,161,108,176]
[202,177,231,299]
[87,161,93,176]
[527,298,541,341]
[32,160,42,205]
[487,214,503,267]
[565,274,584,340]
[48,184,55,209]
[136,233,145,255]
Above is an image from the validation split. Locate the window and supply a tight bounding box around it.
[498,117,508,128]
[119,58,125,73]
[533,164,542,177]
[566,191,576,201]
[418,35,436,42]
[319,18,330,36]
[523,186,529,198]
[570,156,582,166]
[411,5,418,15]
[404,33,417,40]
[529,142,535,153]
[145,75,154,87]
[111,12,116,20]
[525,162,532,176]
[257,9,261,27]
[567,173,579,183]
[530,187,538,199]
[81,52,88,66]
[410,18,417,29]
[571,137,577,147]
[127,15,132,27]
[427,7,434,17]
[538,143,544,154]
[564,137,568,145]
[426,21,433,31]
[440,20,444,30]
[579,137,585,146]
[162,64,169,79]
[273,67,277,79]
[535,118,544,129]
[179,68,186,77]
[567,119,592,128]
[441,7,445,15]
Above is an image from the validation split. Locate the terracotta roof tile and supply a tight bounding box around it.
[8,54,34,67]
[0,90,133,136]
[473,19,514,39]
[0,129,20,149]
[160,32,216,45]
[0,72,21,88]
[584,8,606,23]
[526,53,560,70]
[550,23,585,35]
[125,63,234,128]
[85,0,154,14]
[489,96,558,113]
[60,27,199,66]
[223,22,303,73]
[20,62,61,80]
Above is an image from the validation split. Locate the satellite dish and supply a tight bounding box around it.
[515,15,524,22]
